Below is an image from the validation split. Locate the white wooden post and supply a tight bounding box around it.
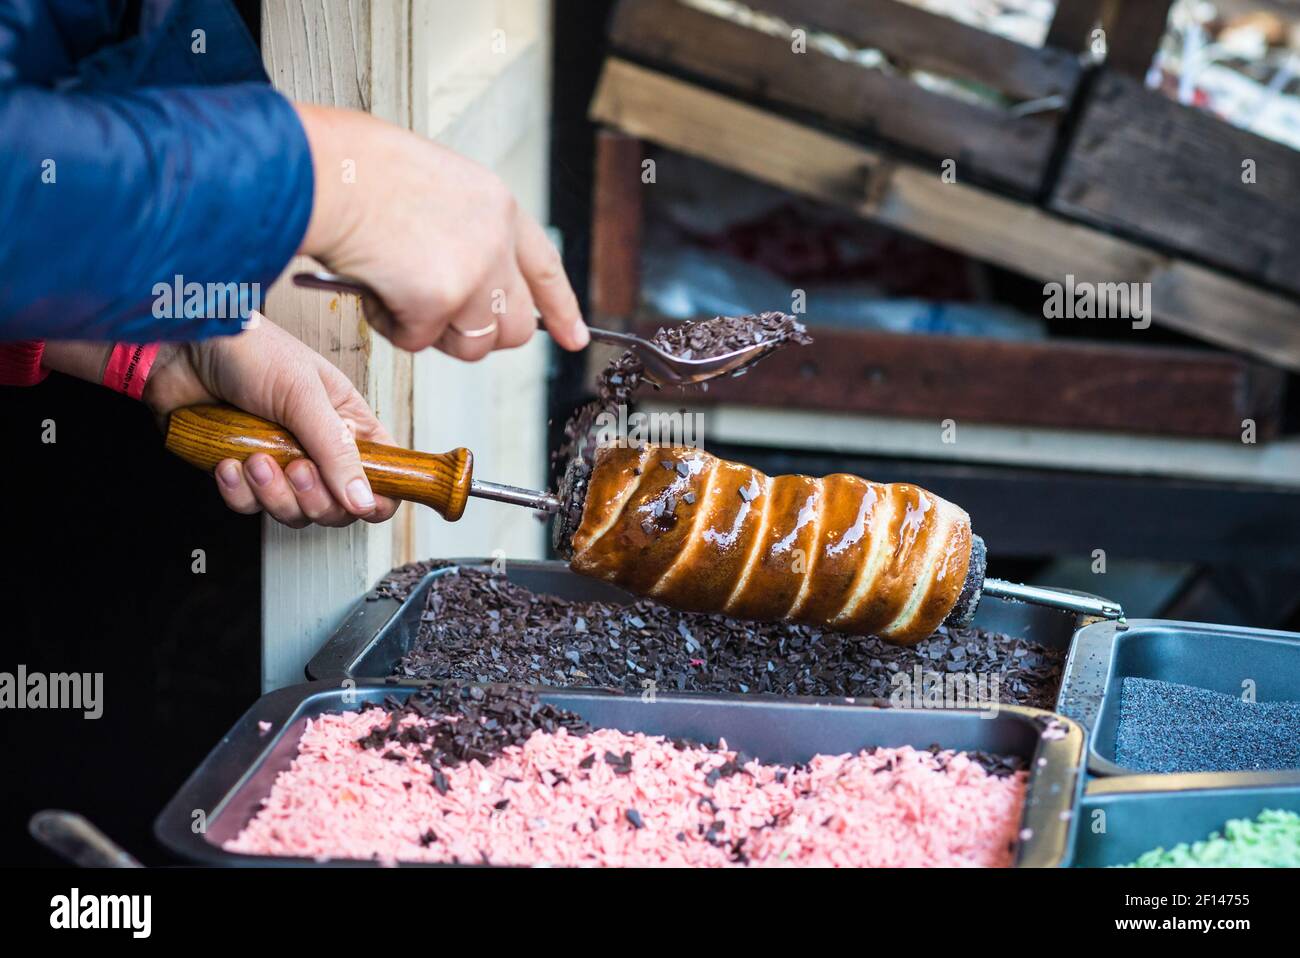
[259,2,554,691]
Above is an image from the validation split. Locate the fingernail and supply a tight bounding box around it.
[217,461,241,489]
[287,462,316,493]
[247,456,274,487]
[573,322,591,349]
[347,478,376,512]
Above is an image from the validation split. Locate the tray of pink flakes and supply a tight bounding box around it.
[155,682,1085,867]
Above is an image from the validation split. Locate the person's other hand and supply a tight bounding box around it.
[141,316,399,528]
[294,103,590,360]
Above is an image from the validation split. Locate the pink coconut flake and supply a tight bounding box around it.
[223,709,1027,867]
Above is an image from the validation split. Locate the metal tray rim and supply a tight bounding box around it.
[308,558,1093,693]
[155,681,1085,868]
[1085,769,1300,797]
[1058,618,1300,777]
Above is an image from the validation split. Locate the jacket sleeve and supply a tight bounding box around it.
[0,79,315,342]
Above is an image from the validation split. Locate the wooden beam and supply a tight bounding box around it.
[1053,69,1300,299]
[590,58,1300,372]
[648,400,1300,488]
[1046,0,1105,53]
[407,2,555,571]
[607,0,1061,195]
[1102,0,1174,78]
[753,0,1080,100]
[635,319,1285,440]
[260,0,415,692]
[589,130,644,326]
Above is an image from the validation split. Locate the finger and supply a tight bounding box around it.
[284,459,356,528]
[363,495,401,524]
[434,288,504,362]
[243,453,310,529]
[491,266,539,350]
[214,459,261,515]
[515,209,588,350]
[277,373,377,517]
[311,367,402,524]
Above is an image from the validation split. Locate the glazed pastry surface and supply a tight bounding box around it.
[569,445,974,645]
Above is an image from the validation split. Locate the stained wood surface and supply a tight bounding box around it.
[635,319,1284,440]
[1102,1,1174,78]
[1053,70,1300,299]
[590,130,644,326]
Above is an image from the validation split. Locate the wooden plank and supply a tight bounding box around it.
[608,0,1057,195]
[646,400,1300,488]
[408,3,554,569]
[1046,0,1105,52]
[261,0,409,692]
[1102,0,1174,79]
[1053,70,1300,298]
[256,1,556,690]
[754,0,1080,101]
[590,58,1300,371]
[635,319,1285,440]
[589,130,644,325]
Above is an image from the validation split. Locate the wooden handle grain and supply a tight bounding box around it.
[165,404,474,521]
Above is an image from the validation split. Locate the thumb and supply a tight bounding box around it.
[277,374,377,516]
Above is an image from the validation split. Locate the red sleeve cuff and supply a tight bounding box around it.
[0,341,49,386]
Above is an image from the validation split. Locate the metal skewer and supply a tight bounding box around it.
[981,579,1125,621]
[470,479,560,513]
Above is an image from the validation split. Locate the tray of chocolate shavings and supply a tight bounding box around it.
[308,559,1083,711]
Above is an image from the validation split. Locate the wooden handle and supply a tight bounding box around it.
[165,404,474,521]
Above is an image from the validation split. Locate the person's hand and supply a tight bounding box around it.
[295,103,590,359]
[140,317,400,529]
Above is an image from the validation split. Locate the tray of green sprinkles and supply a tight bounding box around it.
[1072,771,1300,867]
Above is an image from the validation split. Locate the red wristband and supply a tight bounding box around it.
[102,343,161,400]
[0,341,48,386]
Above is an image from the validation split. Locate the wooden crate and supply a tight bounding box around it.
[590,59,1300,372]
[607,0,1082,197]
[586,127,1287,442]
[1052,68,1300,299]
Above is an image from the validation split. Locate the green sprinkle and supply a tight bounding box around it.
[1120,809,1300,868]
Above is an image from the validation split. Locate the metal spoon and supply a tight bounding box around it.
[293,270,783,386]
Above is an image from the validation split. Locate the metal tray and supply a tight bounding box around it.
[1073,771,1300,867]
[307,558,1090,688]
[154,682,1085,867]
[1056,619,1300,776]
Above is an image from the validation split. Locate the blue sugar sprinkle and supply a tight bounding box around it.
[1114,677,1300,773]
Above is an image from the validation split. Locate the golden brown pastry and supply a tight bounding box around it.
[567,445,983,645]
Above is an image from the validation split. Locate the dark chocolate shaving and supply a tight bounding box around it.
[394,568,1065,708]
